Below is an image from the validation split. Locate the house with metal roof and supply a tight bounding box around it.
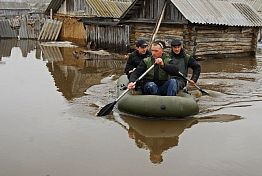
[119,0,262,58]
[0,2,30,18]
[45,0,133,50]
[0,1,47,40]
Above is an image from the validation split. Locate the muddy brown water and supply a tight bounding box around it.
[1,39,262,176]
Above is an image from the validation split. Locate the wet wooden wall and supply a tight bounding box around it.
[129,23,184,47]
[62,0,86,15]
[85,24,130,52]
[121,0,259,57]
[189,25,258,58]
[129,23,258,58]
[55,15,86,46]
[0,15,44,39]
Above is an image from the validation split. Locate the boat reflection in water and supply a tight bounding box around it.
[116,114,242,164]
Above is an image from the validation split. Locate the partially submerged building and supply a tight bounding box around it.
[45,0,133,50]
[119,0,262,58]
[0,2,30,18]
[0,1,48,39]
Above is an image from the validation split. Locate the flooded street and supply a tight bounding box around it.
[1,39,262,176]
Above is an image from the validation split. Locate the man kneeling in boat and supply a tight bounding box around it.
[127,41,179,96]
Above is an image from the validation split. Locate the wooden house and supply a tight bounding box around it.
[0,2,30,18]
[45,0,133,50]
[29,0,52,14]
[119,0,262,58]
[0,1,46,40]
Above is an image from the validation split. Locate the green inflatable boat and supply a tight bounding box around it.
[117,75,199,119]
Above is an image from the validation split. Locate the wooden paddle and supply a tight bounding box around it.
[96,64,155,116]
[149,1,167,48]
[178,71,209,96]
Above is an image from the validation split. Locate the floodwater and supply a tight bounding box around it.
[1,39,262,176]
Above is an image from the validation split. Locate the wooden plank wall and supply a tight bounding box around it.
[129,23,184,48]
[0,19,17,38]
[128,0,186,23]
[65,0,86,15]
[85,24,130,52]
[130,23,258,57]
[192,26,258,57]
[57,16,86,46]
[0,16,45,39]
[123,0,258,57]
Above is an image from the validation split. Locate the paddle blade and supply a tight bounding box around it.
[96,101,117,116]
[199,89,209,96]
[192,82,209,96]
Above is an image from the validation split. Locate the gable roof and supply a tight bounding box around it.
[173,0,262,26]
[0,2,30,10]
[46,0,132,18]
[121,0,262,27]
[45,0,64,13]
[87,0,132,18]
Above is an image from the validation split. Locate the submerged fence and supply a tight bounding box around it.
[38,19,63,41]
[0,16,61,41]
[0,19,17,38]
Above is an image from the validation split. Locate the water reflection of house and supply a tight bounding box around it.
[0,39,37,59]
[0,39,17,58]
[119,0,262,58]
[41,45,125,100]
[45,0,133,50]
[17,40,37,57]
[40,45,63,62]
[201,57,258,73]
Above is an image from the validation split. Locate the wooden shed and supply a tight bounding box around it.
[0,2,30,18]
[119,0,262,58]
[45,0,133,49]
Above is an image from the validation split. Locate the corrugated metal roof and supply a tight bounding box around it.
[245,0,262,12]
[86,0,132,18]
[46,0,132,18]
[0,20,17,38]
[0,2,30,9]
[45,0,64,14]
[171,0,262,27]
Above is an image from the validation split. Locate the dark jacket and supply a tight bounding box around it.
[170,49,201,89]
[124,50,151,76]
[129,55,179,86]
